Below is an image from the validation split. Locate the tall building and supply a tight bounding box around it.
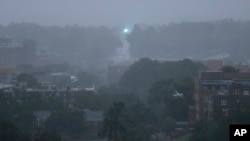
[0,37,36,66]
[195,72,250,120]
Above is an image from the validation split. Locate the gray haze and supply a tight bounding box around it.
[1,0,250,26]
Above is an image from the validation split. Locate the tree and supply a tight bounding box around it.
[33,131,61,141]
[147,79,175,120]
[162,117,176,135]
[148,79,175,105]
[16,73,38,87]
[0,92,36,132]
[127,21,250,61]
[119,58,204,100]
[126,100,158,141]
[0,120,31,141]
[176,77,195,104]
[100,101,131,141]
[0,120,19,141]
[148,78,189,121]
[119,58,160,98]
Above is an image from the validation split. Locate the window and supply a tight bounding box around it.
[233,89,240,95]
[222,108,229,116]
[243,89,249,96]
[221,99,227,106]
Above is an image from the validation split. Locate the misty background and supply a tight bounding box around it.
[1,20,250,67]
[1,1,250,141]
[1,0,250,85]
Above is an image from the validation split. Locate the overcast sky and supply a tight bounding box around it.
[1,0,250,26]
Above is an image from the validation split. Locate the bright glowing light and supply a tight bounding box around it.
[123,28,129,33]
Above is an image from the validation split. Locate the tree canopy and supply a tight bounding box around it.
[119,58,205,98]
[16,73,38,87]
[100,101,132,141]
[127,20,250,61]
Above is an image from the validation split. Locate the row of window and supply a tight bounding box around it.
[203,85,250,95]
[205,98,240,106]
[233,89,250,95]
[203,85,226,91]
[207,106,228,117]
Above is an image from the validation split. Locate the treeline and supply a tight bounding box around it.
[127,19,250,61]
[94,59,205,140]
[98,59,206,140]
[119,58,205,98]
[0,59,205,141]
[1,20,250,69]
[0,89,115,140]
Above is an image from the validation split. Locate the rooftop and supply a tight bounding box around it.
[200,72,250,80]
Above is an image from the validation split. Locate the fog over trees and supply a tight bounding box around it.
[128,20,250,61]
[1,20,250,70]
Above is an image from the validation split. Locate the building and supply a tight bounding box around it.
[195,72,250,120]
[0,37,36,66]
[0,67,21,83]
[199,60,250,72]
[199,60,224,71]
[84,109,104,136]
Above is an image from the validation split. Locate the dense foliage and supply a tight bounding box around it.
[119,58,205,98]
[1,20,250,68]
